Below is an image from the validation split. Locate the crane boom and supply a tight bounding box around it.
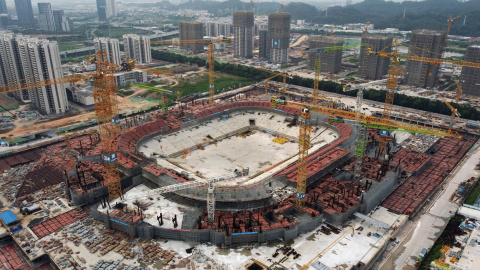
[150,38,230,105]
[438,93,460,130]
[0,73,86,95]
[272,97,461,138]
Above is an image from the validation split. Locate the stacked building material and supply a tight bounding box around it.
[382,138,475,214]
[391,148,431,175]
[305,177,365,215]
[30,208,88,238]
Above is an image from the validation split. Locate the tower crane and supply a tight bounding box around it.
[330,25,335,39]
[367,40,480,157]
[149,38,231,104]
[437,93,460,131]
[455,80,463,102]
[302,43,366,103]
[270,96,460,207]
[0,52,174,201]
[263,72,287,92]
[124,174,241,223]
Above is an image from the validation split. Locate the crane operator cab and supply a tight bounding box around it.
[301,107,311,120]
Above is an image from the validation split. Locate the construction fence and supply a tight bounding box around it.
[91,203,323,245]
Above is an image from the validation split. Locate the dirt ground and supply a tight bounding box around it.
[9,94,161,137]
[7,70,199,137]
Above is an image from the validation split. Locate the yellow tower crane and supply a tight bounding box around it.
[455,80,463,102]
[438,93,460,131]
[302,43,366,103]
[1,52,174,200]
[0,51,132,200]
[271,96,460,207]
[149,38,231,104]
[367,41,480,157]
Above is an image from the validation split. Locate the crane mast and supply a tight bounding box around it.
[92,52,123,200]
[208,43,215,104]
[377,40,400,158]
[296,108,311,207]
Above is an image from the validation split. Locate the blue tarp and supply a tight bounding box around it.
[0,210,18,225]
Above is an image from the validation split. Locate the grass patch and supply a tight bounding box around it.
[58,43,84,52]
[0,94,19,112]
[418,215,466,269]
[464,178,480,205]
[166,73,256,97]
[348,58,359,64]
[131,83,169,94]
[95,28,153,38]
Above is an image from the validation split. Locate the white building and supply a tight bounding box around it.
[123,34,151,64]
[38,3,56,32]
[67,85,95,106]
[94,37,121,65]
[0,32,25,101]
[53,10,70,32]
[114,70,147,86]
[16,37,68,114]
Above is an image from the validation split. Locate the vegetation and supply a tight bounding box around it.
[464,178,480,205]
[94,24,153,38]
[166,74,257,97]
[131,83,167,93]
[0,94,19,112]
[418,215,466,269]
[58,43,84,52]
[152,50,480,121]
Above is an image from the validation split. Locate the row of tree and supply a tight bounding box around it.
[151,50,480,121]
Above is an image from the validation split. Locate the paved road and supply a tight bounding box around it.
[378,142,480,269]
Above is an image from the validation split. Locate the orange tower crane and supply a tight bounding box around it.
[149,38,231,104]
[455,80,463,102]
[270,96,460,207]
[438,93,460,131]
[367,41,480,157]
[0,51,134,200]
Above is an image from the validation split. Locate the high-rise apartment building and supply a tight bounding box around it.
[405,29,446,88]
[233,11,254,58]
[123,34,151,64]
[307,37,344,73]
[205,21,232,37]
[266,12,290,64]
[0,14,10,29]
[0,0,7,14]
[0,32,24,100]
[358,36,393,80]
[461,46,480,96]
[179,21,204,52]
[94,37,121,64]
[96,0,116,22]
[38,3,56,31]
[0,31,68,114]
[258,29,268,59]
[53,10,70,32]
[14,0,34,27]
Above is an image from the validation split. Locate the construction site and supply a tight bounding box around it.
[0,11,480,270]
[0,72,478,269]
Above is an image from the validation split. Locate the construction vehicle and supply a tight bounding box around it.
[438,93,460,131]
[270,95,460,207]
[149,38,231,105]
